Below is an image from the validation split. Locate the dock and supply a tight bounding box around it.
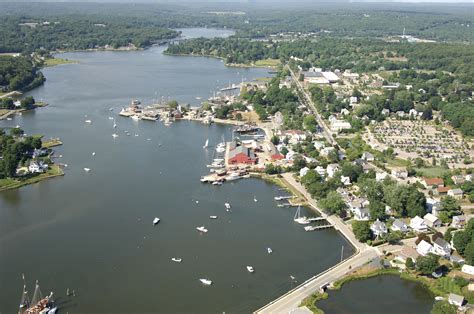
[304,224,333,231]
[274,196,294,201]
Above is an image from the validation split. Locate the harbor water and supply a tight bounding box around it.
[0,28,354,313]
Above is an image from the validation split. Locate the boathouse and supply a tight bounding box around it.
[228,145,257,165]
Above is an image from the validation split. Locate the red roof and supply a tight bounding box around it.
[437,186,450,193]
[425,177,444,186]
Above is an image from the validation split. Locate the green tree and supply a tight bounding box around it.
[319,191,347,215]
[369,200,386,221]
[405,257,415,270]
[453,230,471,255]
[352,221,372,243]
[430,301,457,314]
[464,241,474,265]
[416,254,439,275]
[271,135,280,145]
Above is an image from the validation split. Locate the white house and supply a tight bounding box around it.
[391,167,408,179]
[280,130,307,144]
[349,96,358,105]
[391,219,409,233]
[340,108,350,116]
[381,108,390,116]
[299,167,310,177]
[452,215,466,229]
[340,176,351,186]
[313,141,325,150]
[330,119,351,132]
[448,293,464,307]
[315,166,326,177]
[424,213,442,228]
[376,171,388,182]
[410,216,428,232]
[348,200,370,221]
[362,152,375,162]
[426,198,442,216]
[448,188,464,200]
[433,237,451,257]
[416,240,433,256]
[320,147,335,157]
[326,163,340,178]
[370,219,388,238]
[461,264,474,276]
[28,161,48,174]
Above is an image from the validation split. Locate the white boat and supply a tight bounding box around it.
[6,117,12,121]
[196,226,208,233]
[224,203,231,209]
[85,120,92,124]
[203,139,209,149]
[131,115,140,121]
[108,117,114,120]
[48,307,58,314]
[210,216,218,219]
[199,279,212,286]
[267,247,273,254]
[171,258,182,263]
[254,196,258,202]
[112,133,119,138]
[215,145,225,153]
[247,266,255,273]
[304,225,318,231]
[195,96,202,100]
[226,174,241,181]
[212,181,223,186]
[153,217,160,225]
[113,119,117,128]
[294,206,310,225]
[92,152,96,156]
[109,108,114,111]
[83,168,91,172]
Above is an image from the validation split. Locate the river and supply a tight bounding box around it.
[317,275,434,314]
[0,28,354,313]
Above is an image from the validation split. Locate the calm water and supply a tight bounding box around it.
[0,28,353,313]
[317,275,434,314]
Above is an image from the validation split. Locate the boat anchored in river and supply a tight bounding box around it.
[294,206,310,225]
[19,278,57,314]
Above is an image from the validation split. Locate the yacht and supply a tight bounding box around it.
[215,144,225,153]
[153,217,160,225]
[196,226,208,233]
[246,266,255,273]
[171,258,182,263]
[210,216,218,219]
[267,247,273,254]
[83,168,91,172]
[84,119,92,124]
[199,279,212,286]
[294,206,310,225]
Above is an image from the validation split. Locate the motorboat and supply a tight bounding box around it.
[85,120,92,124]
[210,216,218,219]
[131,115,141,121]
[92,152,96,156]
[212,181,223,186]
[83,168,91,172]
[267,247,273,254]
[254,196,258,202]
[171,258,182,263]
[112,133,119,138]
[203,139,209,149]
[196,226,208,233]
[153,217,160,225]
[199,279,212,286]
[224,203,231,209]
[246,266,255,273]
[304,225,318,231]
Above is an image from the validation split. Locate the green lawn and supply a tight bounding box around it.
[43,57,77,67]
[254,59,281,67]
[385,157,411,167]
[0,166,64,191]
[415,167,450,178]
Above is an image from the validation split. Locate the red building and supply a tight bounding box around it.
[228,145,257,165]
[267,142,284,161]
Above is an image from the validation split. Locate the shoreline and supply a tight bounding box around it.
[163,52,279,69]
[0,166,64,193]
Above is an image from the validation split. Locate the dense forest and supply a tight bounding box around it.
[0,56,45,92]
[0,16,178,53]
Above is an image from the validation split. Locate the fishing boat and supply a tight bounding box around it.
[112,133,119,138]
[294,206,310,225]
[224,203,231,210]
[196,226,208,233]
[246,266,255,273]
[210,216,218,219]
[171,258,182,263]
[267,247,273,254]
[199,279,212,286]
[203,139,209,149]
[83,168,91,172]
[84,119,92,124]
[153,217,160,225]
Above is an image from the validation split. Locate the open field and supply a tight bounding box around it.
[43,57,77,67]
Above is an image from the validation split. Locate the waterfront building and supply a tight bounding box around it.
[432,238,451,257]
[416,240,433,256]
[228,144,257,165]
[395,246,419,265]
[370,219,388,238]
[423,213,442,228]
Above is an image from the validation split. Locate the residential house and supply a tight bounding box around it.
[395,246,420,264]
[409,109,418,118]
[423,177,444,189]
[466,174,473,182]
[340,108,350,116]
[426,198,442,216]
[267,142,284,161]
[370,219,388,238]
[349,96,358,105]
[424,213,442,228]
[381,108,390,116]
[433,237,451,257]
[452,215,466,229]
[416,240,433,256]
[326,164,340,178]
[348,199,370,221]
[448,188,463,200]
[315,166,326,177]
[320,147,335,157]
[376,171,388,182]
[391,167,408,179]
[299,167,310,177]
[227,145,257,165]
[340,176,351,186]
[410,216,428,232]
[452,175,465,185]
[391,219,409,233]
[280,130,307,144]
[28,161,48,174]
[330,119,351,132]
[361,152,375,162]
[436,186,450,196]
[448,293,464,307]
[313,141,325,150]
[461,264,474,276]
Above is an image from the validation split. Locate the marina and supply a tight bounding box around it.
[0,28,353,313]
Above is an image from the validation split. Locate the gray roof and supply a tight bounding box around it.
[434,237,450,248]
[229,145,255,160]
[392,219,407,229]
[448,293,464,304]
[303,71,324,78]
[450,188,463,194]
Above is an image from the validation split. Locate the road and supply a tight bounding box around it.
[287,65,336,146]
[253,173,380,313]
